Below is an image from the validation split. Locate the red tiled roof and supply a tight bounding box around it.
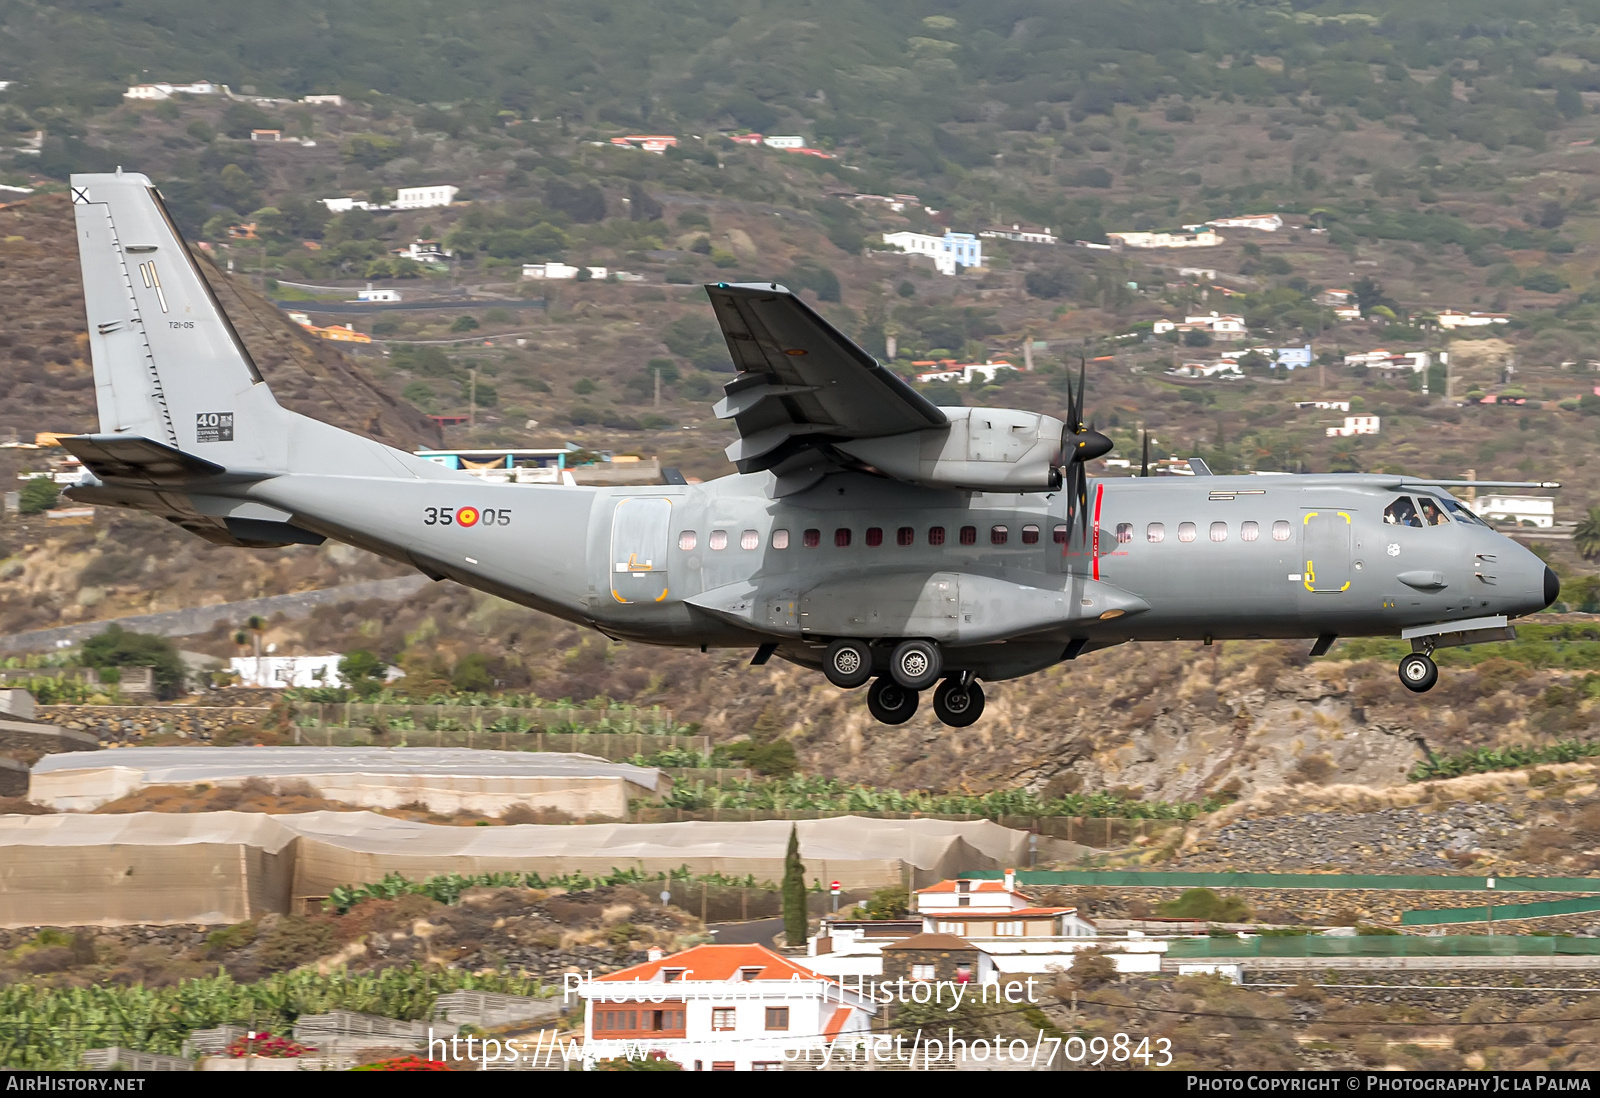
[823,1007,853,1042]
[924,907,1078,919]
[916,879,1020,894]
[594,943,824,984]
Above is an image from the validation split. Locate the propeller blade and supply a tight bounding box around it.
[1141,431,1150,477]
[1076,464,1091,542]
[1074,358,1087,429]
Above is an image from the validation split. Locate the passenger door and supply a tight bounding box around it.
[1300,509,1353,596]
[610,497,672,604]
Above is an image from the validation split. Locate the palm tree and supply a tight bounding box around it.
[1575,507,1600,561]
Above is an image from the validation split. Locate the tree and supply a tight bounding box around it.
[627,181,663,222]
[338,649,388,698]
[1182,328,1212,347]
[452,652,493,693]
[81,625,186,699]
[782,825,807,946]
[17,477,59,515]
[1575,507,1600,561]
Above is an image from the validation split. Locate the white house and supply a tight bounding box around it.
[1167,361,1243,380]
[301,94,345,106]
[1469,494,1555,528]
[1345,349,1428,373]
[763,135,806,149]
[979,224,1057,245]
[321,197,381,213]
[399,240,451,264]
[1326,415,1381,438]
[521,262,608,280]
[578,944,877,1071]
[1107,230,1222,249]
[356,285,401,303]
[915,871,1098,938]
[124,81,219,100]
[609,135,678,153]
[1218,345,1312,370]
[1295,400,1352,412]
[912,360,1020,385]
[1152,312,1248,342]
[881,231,983,276]
[229,655,345,689]
[394,185,459,210]
[1437,310,1512,330]
[1206,213,1283,232]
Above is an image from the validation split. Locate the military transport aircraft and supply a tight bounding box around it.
[58,172,1560,726]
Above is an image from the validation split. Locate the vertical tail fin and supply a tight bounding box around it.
[71,171,287,470]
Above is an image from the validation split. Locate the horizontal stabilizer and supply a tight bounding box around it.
[62,434,225,485]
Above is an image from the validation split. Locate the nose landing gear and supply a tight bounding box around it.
[1399,652,1438,693]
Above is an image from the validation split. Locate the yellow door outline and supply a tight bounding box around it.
[1302,510,1352,593]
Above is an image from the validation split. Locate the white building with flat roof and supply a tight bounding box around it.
[1326,415,1381,437]
[1469,494,1555,528]
[762,135,805,148]
[881,231,983,276]
[394,185,459,210]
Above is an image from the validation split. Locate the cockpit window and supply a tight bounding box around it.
[1439,498,1488,527]
[1383,497,1423,528]
[1416,497,1448,526]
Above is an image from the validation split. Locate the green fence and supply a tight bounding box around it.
[1168,935,1600,958]
[967,870,1600,893]
[1402,896,1600,925]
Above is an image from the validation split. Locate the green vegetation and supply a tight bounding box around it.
[1157,888,1253,922]
[80,625,185,699]
[1410,738,1600,782]
[16,478,58,515]
[656,774,1223,819]
[324,868,780,915]
[782,824,807,946]
[0,965,542,1070]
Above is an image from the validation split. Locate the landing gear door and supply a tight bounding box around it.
[1301,509,1353,594]
[610,498,671,604]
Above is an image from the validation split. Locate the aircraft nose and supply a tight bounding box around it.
[1545,566,1561,610]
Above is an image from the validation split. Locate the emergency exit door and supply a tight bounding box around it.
[1301,510,1353,594]
[610,498,671,604]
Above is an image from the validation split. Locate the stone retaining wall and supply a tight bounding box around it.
[40,705,272,745]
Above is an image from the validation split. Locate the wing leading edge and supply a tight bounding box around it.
[705,283,946,487]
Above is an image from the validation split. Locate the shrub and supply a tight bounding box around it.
[17,477,59,515]
[81,625,185,699]
[1157,888,1251,922]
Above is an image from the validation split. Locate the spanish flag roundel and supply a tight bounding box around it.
[456,506,480,527]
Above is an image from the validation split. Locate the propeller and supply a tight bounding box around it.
[1057,358,1115,541]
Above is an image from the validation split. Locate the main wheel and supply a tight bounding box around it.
[1398,653,1438,693]
[932,678,986,727]
[867,677,919,724]
[890,638,943,690]
[823,638,873,688]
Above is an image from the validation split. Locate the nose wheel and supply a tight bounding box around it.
[867,677,919,724]
[932,678,985,727]
[1399,653,1438,693]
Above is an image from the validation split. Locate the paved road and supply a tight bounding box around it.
[705,917,785,946]
[0,575,432,654]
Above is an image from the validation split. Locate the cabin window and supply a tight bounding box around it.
[765,1007,790,1031]
[1210,521,1228,543]
[897,526,915,546]
[928,526,946,546]
[1272,520,1291,541]
[1053,524,1069,544]
[1383,496,1423,528]
[740,530,760,550]
[1417,497,1449,526]
[990,525,1008,546]
[865,527,883,547]
[709,530,728,551]
[1147,522,1165,543]
[678,531,697,551]
[772,529,790,549]
[835,528,852,547]
[1439,498,1486,526]
[960,526,978,546]
[1116,522,1133,544]
[1240,521,1259,542]
[1021,524,1040,544]
[803,528,821,548]
[1177,522,1197,543]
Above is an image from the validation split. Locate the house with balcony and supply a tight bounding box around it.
[1152,312,1248,342]
[881,231,983,276]
[915,870,1097,938]
[577,944,877,1071]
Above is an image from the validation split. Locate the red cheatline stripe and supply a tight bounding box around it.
[1092,483,1104,580]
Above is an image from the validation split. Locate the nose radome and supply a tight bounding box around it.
[1545,566,1561,610]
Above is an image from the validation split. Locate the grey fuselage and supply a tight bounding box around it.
[245,466,1552,683]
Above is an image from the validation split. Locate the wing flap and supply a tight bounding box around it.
[62,434,225,485]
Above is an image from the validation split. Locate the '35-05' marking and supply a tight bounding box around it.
[424,507,511,527]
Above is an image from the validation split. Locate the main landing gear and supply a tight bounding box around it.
[1398,652,1439,693]
[827,637,984,726]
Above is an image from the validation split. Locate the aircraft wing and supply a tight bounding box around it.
[706,283,947,481]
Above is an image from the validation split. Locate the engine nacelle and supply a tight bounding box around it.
[834,407,1065,492]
